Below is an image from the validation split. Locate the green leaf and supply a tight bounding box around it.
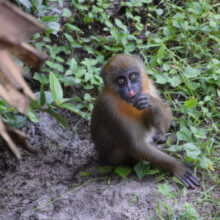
[183,143,201,160]
[182,202,198,218]
[49,72,63,105]
[60,102,79,113]
[64,34,81,48]
[115,166,132,178]
[41,15,59,23]
[167,145,183,152]
[19,0,32,10]
[29,99,42,110]
[158,184,175,198]
[80,171,91,176]
[47,22,60,34]
[163,26,177,39]
[184,66,201,78]
[168,76,182,87]
[199,155,214,171]
[43,91,54,104]
[46,61,64,72]
[156,9,163,16]
[156,45,166,64]
[66,58,78,73]
[84,93,92,101]
[33,73,49,84]
[62,77,81,86]
[177,132,190,142]
[63,8,72,17]
[83,15,93,23]
[65,24,84,34]
[158,183,170,195]
[162,63,170,71]
[60,103,87,119]
[97,166,114,174]
[5,115,27,128]
[184,98,197,108]
[190,126,207,139]
[27,106,39,123]
[124,43,135,53]
[115,18,127,32]
[155,74,167,84]
[134,161,150,179]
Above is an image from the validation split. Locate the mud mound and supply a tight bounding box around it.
[0,112,205,219]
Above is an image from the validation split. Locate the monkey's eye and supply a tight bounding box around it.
[118,78,124,85]
[130,73,137,81]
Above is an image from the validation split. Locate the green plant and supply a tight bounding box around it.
[11,0,220,217]
[0,99,27,128]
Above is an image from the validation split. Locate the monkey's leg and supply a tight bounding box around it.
[153,133,177,145]
[130,143,200,189]
[93,126,128,165]
[150,97,172,135]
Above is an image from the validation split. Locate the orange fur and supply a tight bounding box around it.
[106,89,147,120]
[116,97,145,120]
[142,77,150,93]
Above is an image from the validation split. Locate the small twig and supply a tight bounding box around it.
[33,177,108,211]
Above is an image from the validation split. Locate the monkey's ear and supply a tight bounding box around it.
[135,55,144,62]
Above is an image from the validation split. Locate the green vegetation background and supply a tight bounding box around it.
[1,0,219,218]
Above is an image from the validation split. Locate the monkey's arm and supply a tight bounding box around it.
[130,143,200,189]
[132,94,200,188]
[133,94,172,134]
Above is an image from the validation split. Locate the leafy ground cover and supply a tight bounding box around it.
[0,0,219,219]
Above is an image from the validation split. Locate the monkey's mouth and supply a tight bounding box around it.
[120,90,139,104]
[123,95,137,104]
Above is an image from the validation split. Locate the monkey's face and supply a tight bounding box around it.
[102,54,145,104]
[113,71,142,104]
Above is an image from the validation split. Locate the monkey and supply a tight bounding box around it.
[91,54,200,189]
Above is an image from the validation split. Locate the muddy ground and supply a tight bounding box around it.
[0,111,212,219]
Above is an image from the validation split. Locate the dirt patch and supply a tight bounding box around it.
[0,112,212,219]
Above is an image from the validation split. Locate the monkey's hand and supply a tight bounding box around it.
[173,165,200,189]
[132,94,151,110]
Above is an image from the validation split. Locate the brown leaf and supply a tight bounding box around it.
[0,40,48,69]
[0,50,35,100]
[0,119,39,159]
[0,0,47,159]
[0,0,45,44]
[6,126,39,155]
[0,82,29,113]
[0,119,21,159]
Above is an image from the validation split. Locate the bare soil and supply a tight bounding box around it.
[0,111,213,219]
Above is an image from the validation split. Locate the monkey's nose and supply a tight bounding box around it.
[128,90,136,97]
